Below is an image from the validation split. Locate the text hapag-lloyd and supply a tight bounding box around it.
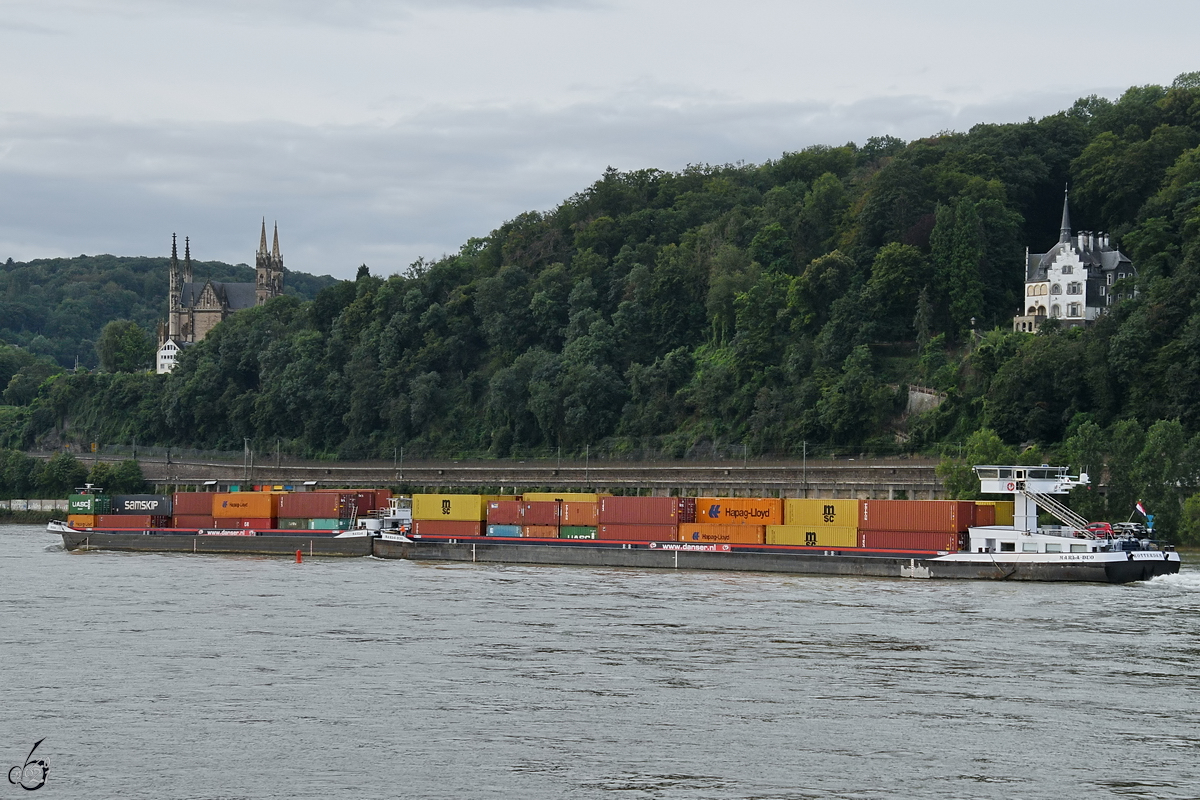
[707,505,772,520]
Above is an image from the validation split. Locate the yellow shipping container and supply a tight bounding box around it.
[412,494,500,521]
[68,514,97,528]
[783,498,859,528]
[695,497,783,525]
[520,492,608,503]
[677,524,766,544]
[212,492,281,519]
[977,501,1015,527]
[766,525,858,547]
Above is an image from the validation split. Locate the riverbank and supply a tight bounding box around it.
[0,509,56,525]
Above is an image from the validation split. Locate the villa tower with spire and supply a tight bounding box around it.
[1012,190,1135,333]
[157,221,285,373]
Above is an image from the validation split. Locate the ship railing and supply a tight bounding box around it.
[1022,490,1089,531]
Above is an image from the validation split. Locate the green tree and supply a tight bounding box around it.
[96,320,154,372]
[937,428,1019,499]
[37,452,88,497]
[106,459,148,494]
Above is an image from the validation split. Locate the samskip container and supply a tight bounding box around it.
[559,526,598,539]
[597,524,677,542]
[520,501,561,525]
[695,498,783,526]
[69,494,111,515]
[111,495,173,515]
[598,497,681,525]
[521,525,559,539]
[486,525,522,537]
[411,494,492,522]
[172,492,213,515]
[67,514,96,528]
[858,530,965,551]
[783,499,859,527]
[677,524,766,544]
[858,500,975,532]
[413,520,485,536]
[486,500,522,525]
[561,502,599,527]
[766,525,858,548]
[172,515,215,528]
[212,493,280,519]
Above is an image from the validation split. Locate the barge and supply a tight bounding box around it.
[50,521,377,557]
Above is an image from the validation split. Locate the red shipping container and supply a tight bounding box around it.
[173,492,215,515]
[859,500,976,533]
[487,500,523,525]
[374,489,393,508]
[599,496,681,525]
[521,501,561,525]
[97,515,156,528]
[597,524,678,542]
[521,525,559,538]
[677,497,697,524]
[413,520,485,537]
[279,492,352,518]
[227,518,275,529]
[173,515,215,528]
[974,504,996,527]
[561,501,599,526]
[858,530,964,552]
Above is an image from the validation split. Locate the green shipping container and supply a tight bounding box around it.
[69,494,111,515]
[277,518,308,530]
[309,518,352,530]
[559,526,598,539]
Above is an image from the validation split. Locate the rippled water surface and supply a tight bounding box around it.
[2,526,1198,799]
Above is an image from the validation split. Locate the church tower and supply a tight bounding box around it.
[256,219,284,305]
[167,233,182,340]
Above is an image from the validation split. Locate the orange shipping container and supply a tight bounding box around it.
[68,514,96,528]
[561,501,599,527]
[858,500,976,533]
[677,524,766,544]
[521,525,559,538]
[695,497,783,526]
[212,492,281,519]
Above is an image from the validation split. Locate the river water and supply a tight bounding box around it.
[2,525,1197,799]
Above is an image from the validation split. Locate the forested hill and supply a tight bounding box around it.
[0,254,338,367]
[7,75,1200,532]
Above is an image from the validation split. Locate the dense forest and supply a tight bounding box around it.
[6,74,1200,537]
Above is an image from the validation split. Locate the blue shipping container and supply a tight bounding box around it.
[486,524,522,537]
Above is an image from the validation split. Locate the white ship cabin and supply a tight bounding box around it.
[968,465,1108,554]
[1013,190,1135,333]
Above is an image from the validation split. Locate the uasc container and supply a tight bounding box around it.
[859,500,975,533]
[695,498,782,526]
[212,493,280,519]
[677,524,766,544]
[597,523,677,542]
[69,494,111,515]
[783,499,859,527]
[559,526,598,539]
[111,495,173,515]
[766,525,858,548]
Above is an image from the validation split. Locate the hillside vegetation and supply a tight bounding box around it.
[7,74,1200,536]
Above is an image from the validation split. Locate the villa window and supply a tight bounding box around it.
[1051,284,1061,295]
[1100,285,1106,296]
[1068,303,1082,317]
[1050,304,1061,318]
[1107,272,1114,285]
[1062,264,1073,274]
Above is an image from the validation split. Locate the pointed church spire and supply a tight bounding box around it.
[1059,185,1072,244]
[184,236,190,263]
[272,222,280,259]
[171,232,178,262]
[259,218,268,255]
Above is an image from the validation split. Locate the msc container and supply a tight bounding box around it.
[599,496,684,525]
[172,515,215,528]
[561,501,599,527]
[859,500,976,533]
[520,492,605,503]
[308,518,352,530]
[212,493,281,519]
[413,519,485,536]
[977,500,1015,526]
[173,492,214,515]
[597,523,677,542]
[695,497,783,526]
[277,492,351,519]
[783,499,859,527]
[276,518,308,530]
[677,524,766,544]
[521,525,559,539]
[111,495,172,515]
[67,514,97,528]
[486,500,522,524]
[96,515,168,528]
[411,494,494,521]
[766,525,858,548]
[486,524,522,537]
[520,501,561,526]
[559,526,598,539]
[69,494,111,515]
[858,530,965,552]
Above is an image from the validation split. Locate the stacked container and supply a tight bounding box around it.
[211,492,281,530]
[766,498,859,547]
[858,500,973,551]
[598,496,688,541]
[173,491,215,528]
[411,494,496,536]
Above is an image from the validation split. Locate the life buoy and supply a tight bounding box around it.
[1006,482,1016,491]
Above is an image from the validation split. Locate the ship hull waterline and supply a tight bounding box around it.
[376,536,1181,583]
[58,528,374,557]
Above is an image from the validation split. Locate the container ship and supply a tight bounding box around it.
[50,466,1179,582]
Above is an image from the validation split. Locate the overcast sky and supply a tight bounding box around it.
[0,0,1196,280]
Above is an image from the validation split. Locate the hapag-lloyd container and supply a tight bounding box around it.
[67,514,97,528]
[413,519,485,536]
[520,501,561,526]
[173,515,216,528]
[486,500,522,525]
[212,493,281,519]
[695,498,783,526]
[173,492,214,515]
[597,523,677,542]
[486,524,522,537]
[677,524,766,544]
[521,525,559,538]
[599,497,685,525]
[766,525,858,547]
[783,499,859,527]
[561,502,599,526]
[858,530,965,552]
[858,500,976,532]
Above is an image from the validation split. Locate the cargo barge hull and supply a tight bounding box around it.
[57,527,374,557]
[375,536,1180,583]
